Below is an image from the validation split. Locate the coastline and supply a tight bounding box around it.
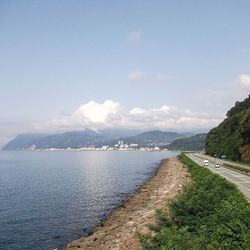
[67,156,191,250]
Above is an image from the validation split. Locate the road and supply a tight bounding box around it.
[187,153,250,202]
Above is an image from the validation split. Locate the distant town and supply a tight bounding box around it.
[31,140,164,152]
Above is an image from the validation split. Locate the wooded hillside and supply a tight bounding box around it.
[205,95,250,162]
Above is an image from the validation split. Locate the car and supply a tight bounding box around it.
[203,160,209,166]
[215,163,220,168]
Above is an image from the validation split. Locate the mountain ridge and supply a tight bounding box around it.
[2,129,193,150]
[166,133,207,151]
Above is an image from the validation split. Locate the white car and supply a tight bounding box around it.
[203,160,209,166]
[215,163,220,168]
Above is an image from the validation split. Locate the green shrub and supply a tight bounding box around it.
[139,154,250,250]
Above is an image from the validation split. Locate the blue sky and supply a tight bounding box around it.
[0,0,250,144]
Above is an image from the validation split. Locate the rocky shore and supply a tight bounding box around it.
[67,157,191,250]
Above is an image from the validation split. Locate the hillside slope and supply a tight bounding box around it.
[167,133,206,151]
[205,95,250,162]
[2,134,47,150]
[2,130,108,150]
[121,130,186,147]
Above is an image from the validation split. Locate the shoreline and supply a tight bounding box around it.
[2,148,171,152]
[67,156,191,250]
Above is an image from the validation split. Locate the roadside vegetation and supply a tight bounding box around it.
[223,162,250,175]
[139,154,250,249]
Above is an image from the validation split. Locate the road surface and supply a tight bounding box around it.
[187,153,250,202]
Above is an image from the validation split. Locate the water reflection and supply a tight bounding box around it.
[0,150,178,250]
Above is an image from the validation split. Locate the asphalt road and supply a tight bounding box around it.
[187,153,250,202]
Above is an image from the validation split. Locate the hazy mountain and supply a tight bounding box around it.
[34,130,108,149]
[166,133,207,151]
[2,130,108,150]
[119,130,187,147]
[100,128,142,139]
[2,134,48,150]
[2,129,190,150]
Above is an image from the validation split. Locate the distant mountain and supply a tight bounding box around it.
[205,95,250,162]
[2,134,48,150]
[120,130,187,147]
[166,133,207,151]
[2,129,190,150]
[34,130,109,149]
[100,128,142,139]
[2,130,109,150]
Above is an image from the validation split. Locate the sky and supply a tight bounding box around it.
[0,0,250,145]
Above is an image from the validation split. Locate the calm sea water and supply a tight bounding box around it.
[0,150,178,250]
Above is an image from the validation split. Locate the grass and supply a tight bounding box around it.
[223,158,250,168]
[223,162,250,175]
[139,154,250,250]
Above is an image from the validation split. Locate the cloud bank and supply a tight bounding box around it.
[34,100,223,132]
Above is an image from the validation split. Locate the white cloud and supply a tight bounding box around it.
[128,71,145,81]
[156,74,174,83]
[127,31,142,43]
[34,100,222,132]
[34,100,121,132]
[239,74,250,87]
[123,106,220,130]
[73,100,120,123]
[129,108,146,115]
[128,71,175,83]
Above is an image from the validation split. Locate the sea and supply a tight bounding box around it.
[0,150,178,250]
